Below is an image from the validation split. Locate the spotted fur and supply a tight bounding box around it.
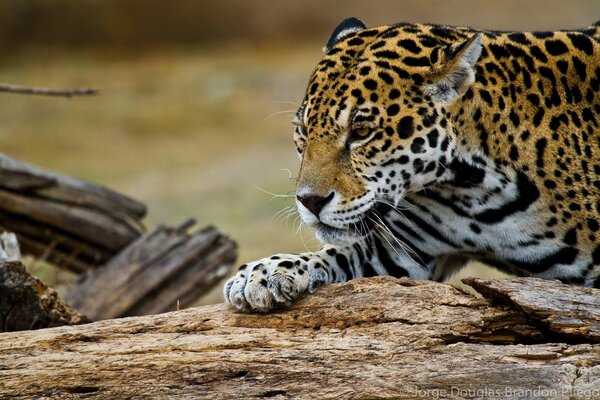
[225,18,600,312]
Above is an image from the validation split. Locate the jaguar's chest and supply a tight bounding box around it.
[386,156,579,274]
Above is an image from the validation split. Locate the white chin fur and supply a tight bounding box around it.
[315,224,365,245]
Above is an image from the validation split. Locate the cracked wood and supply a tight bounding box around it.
[0,276,599,399]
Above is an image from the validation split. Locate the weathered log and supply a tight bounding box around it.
[1,276,599,399]
[0,210,115,273]
[0,152,146,273]
[64,220,237,320]
[0,153,144,217]
[0,234,89,332]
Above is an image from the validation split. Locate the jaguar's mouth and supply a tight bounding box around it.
[315,203,391,245]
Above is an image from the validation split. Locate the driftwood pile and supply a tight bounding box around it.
[0,153,237,327]
[0,276,598,399]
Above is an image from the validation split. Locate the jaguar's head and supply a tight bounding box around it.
[293,18,482,245]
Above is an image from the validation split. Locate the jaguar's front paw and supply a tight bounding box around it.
[223,255,328,312]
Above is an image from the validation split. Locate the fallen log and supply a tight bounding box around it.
[64,220,237,320]
[0,233,89,332]
[0,152,146,273]
[1,276,598,399]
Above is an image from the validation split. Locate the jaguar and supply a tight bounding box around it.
[225,17,600,312]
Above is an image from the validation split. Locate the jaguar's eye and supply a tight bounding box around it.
[348,126,373,143]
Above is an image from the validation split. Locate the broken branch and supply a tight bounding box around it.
[0,83,98,98]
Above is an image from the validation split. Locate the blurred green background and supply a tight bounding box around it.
[1,0,599,304]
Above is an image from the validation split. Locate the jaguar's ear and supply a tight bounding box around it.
[426,34,482,104]
[325,17,367,52]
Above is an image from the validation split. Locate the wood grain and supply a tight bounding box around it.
[1,276,598,399]
[466,277,600,342]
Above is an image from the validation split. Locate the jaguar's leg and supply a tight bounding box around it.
[224,251,331,312]
[224,234,433,312]
[429,254,471,282]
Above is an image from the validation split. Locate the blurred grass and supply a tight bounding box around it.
[1,0,598,54]
[0,46,325,300]
[2,0,599,305]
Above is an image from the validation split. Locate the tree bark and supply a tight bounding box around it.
[0,261,90,332]
[0,152,146,273]
[1,276,598,399]
[64,221,237,320]
[0,234,89,332]
[465,277,600,342]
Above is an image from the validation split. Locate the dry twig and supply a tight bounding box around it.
[0,83,98,98]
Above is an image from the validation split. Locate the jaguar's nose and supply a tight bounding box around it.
[297,192,334,217]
